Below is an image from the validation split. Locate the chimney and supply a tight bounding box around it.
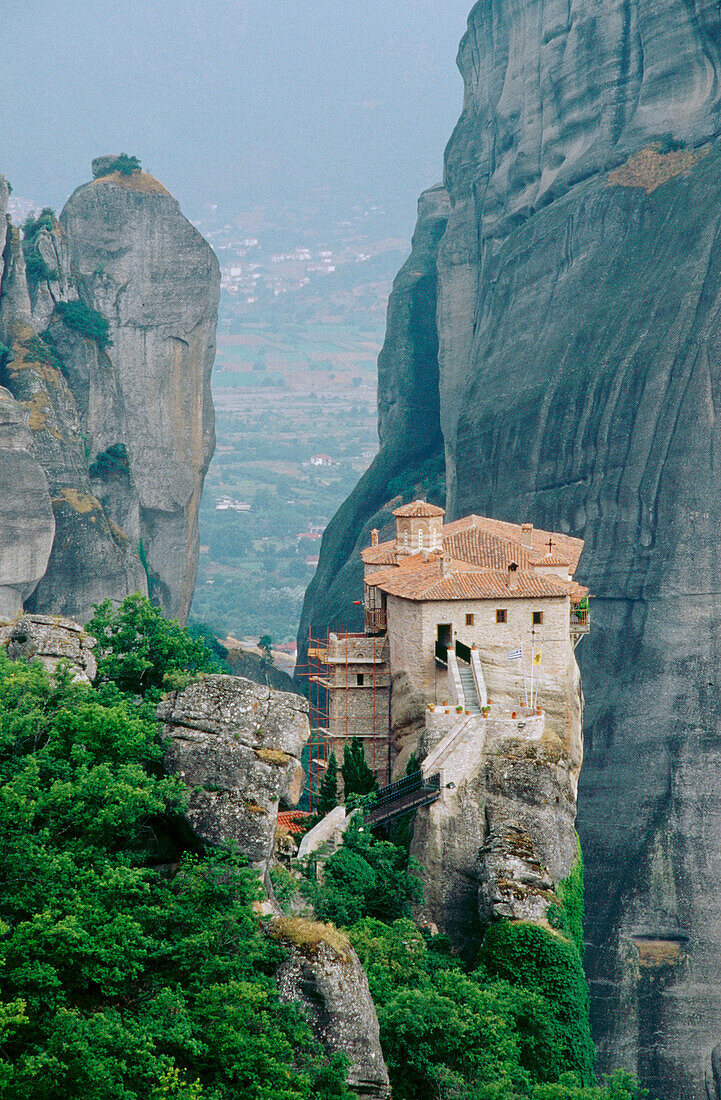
[521,522,533,550]
[371,528,379,547]
[508,561,518,590]
[441,555,452,576]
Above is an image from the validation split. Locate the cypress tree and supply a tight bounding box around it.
[316,751,339,817]
[341,737,377,797]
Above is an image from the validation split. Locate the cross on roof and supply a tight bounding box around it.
[547,537,555,554]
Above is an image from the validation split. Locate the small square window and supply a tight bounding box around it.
[532,611,543,625]
[356,673,365,686]
[496,609,507,624]
[465,613,474,626]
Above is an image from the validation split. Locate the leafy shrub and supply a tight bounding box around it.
[0,654,352,1100]
[87,593,223,700]
[56,300,112,350]
[88,442,130,479]
[478,922,596,1086]
[657,133,685,155]
[348,919,611,1100]
[21,207,58,289]
[93,153,142,177]
[548,835,585,957]
[302,814,422,926]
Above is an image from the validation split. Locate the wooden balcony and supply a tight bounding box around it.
[364,606,387,633]
[570,607,590,635]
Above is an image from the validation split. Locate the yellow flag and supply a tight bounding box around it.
[533,650,542,666]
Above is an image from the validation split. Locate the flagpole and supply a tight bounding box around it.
[521,641,529,707]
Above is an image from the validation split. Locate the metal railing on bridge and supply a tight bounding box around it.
[365,770,442,827]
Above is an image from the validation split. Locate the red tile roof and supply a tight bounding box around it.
[529,553,572,567]
[365,559,588,602]
[392,499,446,518]
[361,511,584,576]
[277,811,310,835]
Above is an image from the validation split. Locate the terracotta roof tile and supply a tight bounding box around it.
[392,499,446,518]
[365,559,589,602]
[530,553,572,567]
[277,811,310,835]
[362,512,584,575]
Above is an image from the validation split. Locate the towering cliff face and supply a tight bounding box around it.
[0,162,218,623]
[57,165,219,620]
[300,4,721,1097]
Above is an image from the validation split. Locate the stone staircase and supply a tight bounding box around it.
[458,662,481,713]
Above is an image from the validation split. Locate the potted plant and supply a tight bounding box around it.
[481,705,490,717]
[456,704,463,713]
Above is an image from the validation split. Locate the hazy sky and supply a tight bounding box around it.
[2,0,472,223]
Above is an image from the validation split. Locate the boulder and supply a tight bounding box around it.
[271,918,391,1100]
[159,675,309,880]
[0,613,97,683]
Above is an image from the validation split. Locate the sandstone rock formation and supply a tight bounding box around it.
[159,675,309,884]
[0,386,54,618]
[0,613,97,683]
[299,5,721,1095]
[0,161,218,624]
[272,918,391,1100]
[58,166,219,621]
[412,712,577,954]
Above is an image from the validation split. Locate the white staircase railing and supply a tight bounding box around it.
[422,714,477,777]
[470,647,488,707]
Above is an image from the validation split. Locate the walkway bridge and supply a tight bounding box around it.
[365,770,442,828]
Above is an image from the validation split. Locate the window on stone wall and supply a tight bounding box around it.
[356,673,365,686]
[466,613,474,626]
[532,610,543,625]
[496,609,507,623]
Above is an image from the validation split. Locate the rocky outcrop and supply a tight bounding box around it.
[0,386,54,618]
[272,918,391,1100]
[0,161,218,624]
[300,6,721,1094]
[412,713,577,954]
[159,675,309,883]
[0,613,97,683]
[57,166,219,621]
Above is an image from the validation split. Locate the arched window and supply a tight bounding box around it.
[418,528,423,550]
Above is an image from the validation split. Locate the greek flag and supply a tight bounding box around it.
[508,647,523,661]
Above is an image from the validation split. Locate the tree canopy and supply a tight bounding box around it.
[0,652,352,1100]
[87,595,222,700]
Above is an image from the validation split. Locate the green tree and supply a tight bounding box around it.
[341,737,377,797]
[477,922,596,1087]
[0,654,352,1100]
[316,751,339,818]
[87,594,222,699]
[93,153,142,177]
[303,816,422,926]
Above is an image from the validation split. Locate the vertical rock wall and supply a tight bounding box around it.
[0,163,219,624]
[299,4,721,1096]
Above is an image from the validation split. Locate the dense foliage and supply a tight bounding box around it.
[93,154,142,177]
[87,595,223,700]
[341,737,377,797]
[21,208,59,288]
[88,442,130,480]
[347,920,645,1100]
[302,814,422,926]
[315,751,339,818]
[55,300,112,350]
[0,654,352,1100]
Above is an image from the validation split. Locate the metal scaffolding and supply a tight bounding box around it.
[297,626,391,811]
